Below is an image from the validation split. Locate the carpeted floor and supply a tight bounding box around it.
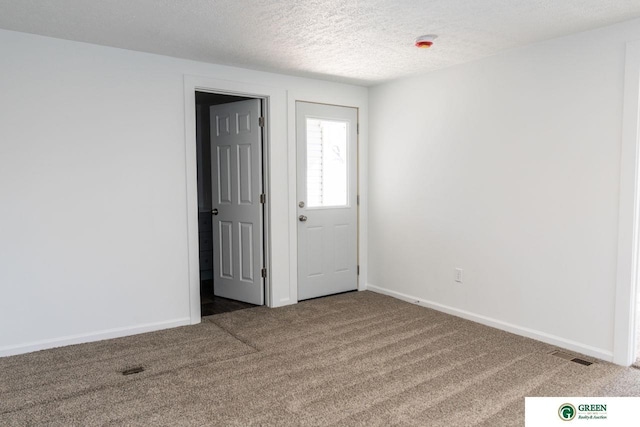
[1,291,639,426]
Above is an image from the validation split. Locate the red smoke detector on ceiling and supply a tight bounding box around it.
[415,35,438,49]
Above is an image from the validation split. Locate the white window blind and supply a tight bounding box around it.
[306,118,348,208]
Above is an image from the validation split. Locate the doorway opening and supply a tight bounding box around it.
[195,91,266,316]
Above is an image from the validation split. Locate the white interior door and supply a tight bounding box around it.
[210,99,264,305]
[296,102,358,300]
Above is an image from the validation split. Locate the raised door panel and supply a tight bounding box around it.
[239,222,254,283]
[238,144,253,205]
[306,226,323,277]
[217,146,232,205]
[219,221,234,279]
[216,113,230,136]
[333,224,349,272]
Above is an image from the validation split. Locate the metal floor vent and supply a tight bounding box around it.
[549,350,594,366]
[121,366,145,376]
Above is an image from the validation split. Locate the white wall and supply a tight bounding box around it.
[368,18,640,362]
[0,29,367,356]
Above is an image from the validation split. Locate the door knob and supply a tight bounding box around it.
[298,215,307,222]
[211,208,219,215]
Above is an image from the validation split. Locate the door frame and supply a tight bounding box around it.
[184,77,284,323]
[198,93,269,310]
[613,39,640,365]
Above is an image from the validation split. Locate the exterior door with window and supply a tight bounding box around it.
[296,102,358,300]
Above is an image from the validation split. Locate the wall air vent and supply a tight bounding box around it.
[571,358,593,366]
[549,350,594,366]
[121,366,145,376]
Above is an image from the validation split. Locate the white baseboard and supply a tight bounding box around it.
[366,284,614,363]
[0,317,192,358]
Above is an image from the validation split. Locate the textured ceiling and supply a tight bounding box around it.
[1,0,640,86]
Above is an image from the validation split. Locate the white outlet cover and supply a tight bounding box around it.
[455,268,463,283]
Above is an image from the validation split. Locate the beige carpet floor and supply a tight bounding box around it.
[1,291,639,426]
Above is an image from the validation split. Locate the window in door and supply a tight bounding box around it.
[306,118,349,208]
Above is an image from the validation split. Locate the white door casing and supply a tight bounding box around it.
[210,99,264,305]
[296,102,358,300]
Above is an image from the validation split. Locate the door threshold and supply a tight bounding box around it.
[298,289,358,302]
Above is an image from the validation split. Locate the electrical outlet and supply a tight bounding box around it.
[454,268,463,283]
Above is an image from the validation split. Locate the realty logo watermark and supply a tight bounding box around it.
[526,397,640,426]
[558,402,607,421]
[558,403,576,421]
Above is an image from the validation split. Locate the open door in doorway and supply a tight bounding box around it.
[209,99,265,305]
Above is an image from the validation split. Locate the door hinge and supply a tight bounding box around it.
[260,193,266,204]
[357,195,360,206]
[258,117,265,127]
[261,268,267,278]
[357,265,360,275]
